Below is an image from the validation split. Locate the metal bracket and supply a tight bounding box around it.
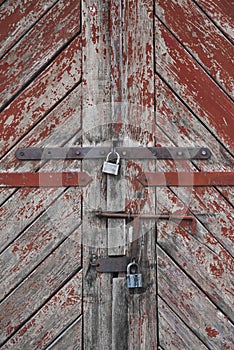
[0,172,92,187]
[90,256,131,273]
[15,147,211,160]
[96,210,196,234]
[137,172,234,187]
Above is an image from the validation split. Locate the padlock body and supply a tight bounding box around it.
[127,273,142,288]
[102,161,119,175]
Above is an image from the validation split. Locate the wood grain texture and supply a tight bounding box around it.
[1,272,82,350]
[112,278,128,350]
[46,316,82,350]
[155,17,234,154]
[158,297,209,350]
[0,36,82,158]
[119,1,157,349]
[82,1,113,348]
[155,0,234,96]
[0,188,82,301]
[0,188,62,252]
[0,0,57,57]
[157,246,234,350]
[0,227,82,344]
[195,0,234,41]
[0,0,81,109]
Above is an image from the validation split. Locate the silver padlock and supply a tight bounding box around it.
[127,260,142,288]
[102,151,120,176]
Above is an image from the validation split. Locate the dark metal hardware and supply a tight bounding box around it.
[90,256,131,273]
[95,210,196,234]
[0,172,92,187]
[137,171,234,187]
[15,147,211,160]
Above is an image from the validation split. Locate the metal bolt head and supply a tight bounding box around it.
[201,150,207,156]
[177,151,183,156]
[122,151,127,156]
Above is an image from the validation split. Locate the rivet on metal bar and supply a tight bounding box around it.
[15,147,211,160]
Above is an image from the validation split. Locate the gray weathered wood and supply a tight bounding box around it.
[45,316,82,350]
[0,188,82,301]
[1,272,82,350]
[118,1,157,348]
[158,296,209,350]
[0,227,82,344]
[157,246,234,350]
[82,1,113,348]
[112,278,128,350]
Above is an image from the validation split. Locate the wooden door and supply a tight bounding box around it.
[0,1,233,349]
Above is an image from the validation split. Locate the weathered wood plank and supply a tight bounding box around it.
[155,75,234,251]
[154,117,234,321]
[0,188,15,206]
[157,246,234,350]
[155,18,234,153]
[0,36,82,158]
[0,0,81,109]
[107,1,126,256]
[155,76,234,172]
[158,297,209,350]
[119,1,157,349]
[45,316,82,350]
[1,272,82,350]
[0,188,62,253]
[155,0,234,96]
[0,0,57,57]
[157,214,234,321]
[195,0,234,41]
[82,1,112,348]
[0,227,82,344]
[0,187,82,301]
[112,278,128,350]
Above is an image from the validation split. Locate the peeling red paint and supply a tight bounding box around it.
[205,326,219,338]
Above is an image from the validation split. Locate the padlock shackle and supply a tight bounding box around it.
[106,151,120,164]
[127,261,139,275]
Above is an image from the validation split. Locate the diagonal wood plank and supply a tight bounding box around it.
[0,0,81,109]
[157,246,234,350]
[1,272,82,350]
[45,316,82,350]
[158,297,209,350]
[0,36,82,158]
[155,0,234,97]
[0,187,82,301]
[194,0,234,41]
[0,0,58,57]
[155,18,234,154]
[0,227,82,345]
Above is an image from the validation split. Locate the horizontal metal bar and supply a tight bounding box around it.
[0,172,92,187]
[15,147,211,160]
[138,172,234,187]
[96,211,196,234]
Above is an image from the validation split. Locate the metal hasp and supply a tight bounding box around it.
[96,210,196,234]
[15,147,211,160]
[91,256,131,273]
[0,172,92,187]
[137,172,234,187]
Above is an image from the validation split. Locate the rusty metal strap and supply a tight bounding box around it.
[137,172,234,187]
[15,147,211,160]
[0,172,92,187]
